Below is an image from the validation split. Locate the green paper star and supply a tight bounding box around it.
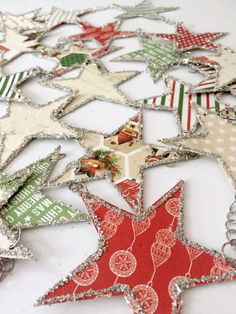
[114,36,183,81]
[1,147,89,229]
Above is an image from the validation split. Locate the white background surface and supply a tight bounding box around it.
[0,0,236,313]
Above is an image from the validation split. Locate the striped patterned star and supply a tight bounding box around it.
[137,76,235,133]
[114,36,183,81]
[0,68,40,101]
[115,0,178,20]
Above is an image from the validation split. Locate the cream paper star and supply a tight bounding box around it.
[0,27,40,65]
[163,107,236,188]
[44,62,139,116]
[0,93,82,169]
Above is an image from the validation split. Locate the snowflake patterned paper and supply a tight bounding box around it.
[44,62,139,116]
[163,107,236,189]
[114,36,185,82]
[0,148,88,229]
[136,76,235,133]
[37,181,236,313]
[155,24,225,51]
[0,93,82,169]
[50,114,197,210]
[69,20,135,47]
[115,0,179,20]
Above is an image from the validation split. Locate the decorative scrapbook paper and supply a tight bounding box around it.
[0,9,43,33]
[115,0,179,20]
[0,93,82,169]
[37,182,236,313]
[0,27,40,65]
[50,114,198,210]
[35,7,87,31]
[69,20,135,47]
[0,217,33,260]
[155,24,225,51]
[190,46,236,91]
[41,42,121,76]
[163,107,236,189]
[1,148,88,229]
[44,62,139,116]
[114,36,185,82]
[0,67,42,102]
[137,76,235,133]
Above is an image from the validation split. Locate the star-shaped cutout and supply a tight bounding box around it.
[0,9,44,33]
[50,113,197,210]
[69,20,135,47]
[155,23,225,51]
[115,0,179,20]
[0,93,81,169]
[0,27,40,65]
[36,181,236,313]
[114,36,185,82]
[41,42,121,76]
[0,67,42,102]
[136,76,235,133]
[190,46,236,91]
[163,107,236,189]
[0,147,89,229]
[36,7,87,31]
[44,62,139,116]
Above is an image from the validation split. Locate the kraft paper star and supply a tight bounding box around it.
[190,46,236,91]
[0,9,43,33]
[69,20,135,47]
[49,113,197,210]
[1,147,89,229]
[136,76,235,133]
[36,7,87,31]
[155,24,225,51]
[0,27,40,65]
[0,217,33,260]
[0,93,82,169]
[114,36,185,82]
[0,67,42,102]
[44,62,139,116]
[36,181,236,313]
[115,0,179,20]
[163,107,236,189]
[41,42,121,76]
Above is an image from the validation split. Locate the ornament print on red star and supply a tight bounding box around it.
[69,20,135,47]
[155,24,225,51]
[37,181,236,313]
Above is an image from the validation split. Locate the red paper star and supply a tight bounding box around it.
[37,182,236,313]
[156,24,225,51]
[70,20,135,47]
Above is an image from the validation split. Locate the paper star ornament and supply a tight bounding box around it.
[114,36,185,82]
[50,114,197,210]
[0,93,81,169]
[69,20,135,47]
[44,62,139,116]
[115,0,178,20]
[156,24,225,51]
[0,67,42,102]
[190,46,236,91]
[137,76,235,133]
[163,107,236,188]
[36,7,86,31]
[0,217,33,261]
[37,182,236,313]
[0,27,40,65]
[0,9,43,33]
[1,148,89,229]
[42,42,120,76]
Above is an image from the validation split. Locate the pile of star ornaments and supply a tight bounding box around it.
[0,1,235,313]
